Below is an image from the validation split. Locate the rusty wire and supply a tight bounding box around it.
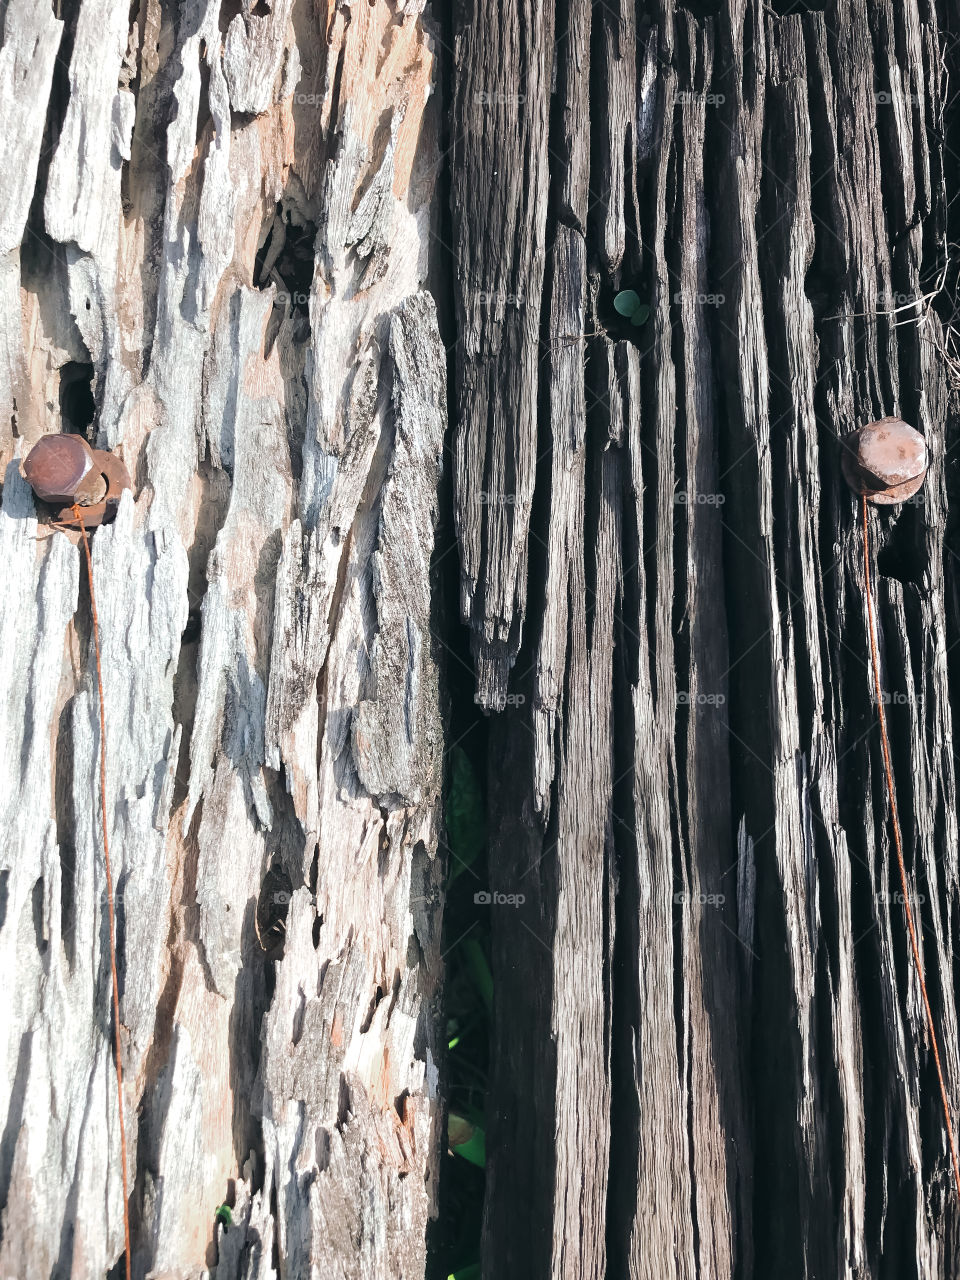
[861,492,960,1201]
[71,503,131,1279]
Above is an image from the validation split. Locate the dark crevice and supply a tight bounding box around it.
[675,0,721,15]
[59,361,96,436]
[429,8,493,1269]
[218,0,243,34]
[359,986,386,1035]
[876,504,927,587]
[770,0,826,12]
[105,1252,128,1279]
[55,698,76,967]
[31,877,46,956]
[604,623,641,1278]
[17,0,91,404]
[196,39,212,146]
[43,0,76,165]
[255,861,293,958]
[256,197,317,365]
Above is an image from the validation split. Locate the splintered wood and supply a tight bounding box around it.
[452,3,960,1279]
[0,0,445,1276]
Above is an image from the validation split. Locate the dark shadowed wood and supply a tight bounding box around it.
[451,0,960,1276]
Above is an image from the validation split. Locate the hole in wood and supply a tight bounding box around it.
[255,199,317,322]
[255,862,293,957]
[58,362,95,435]
[218,0,243,33]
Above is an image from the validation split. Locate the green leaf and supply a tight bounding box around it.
[448,1112,486,1167]
[630,304,651,326]
[446,747,486,885]
[448,1266,482,1280]
[463,939,494,1015]
[613,289,642,317]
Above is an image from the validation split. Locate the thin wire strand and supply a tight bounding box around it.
[862,493,960,1200]
[72,504,132,1278]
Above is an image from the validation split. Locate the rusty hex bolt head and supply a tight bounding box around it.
[23,434,98,504]
[841,417,927,506]
[22,434,130,529]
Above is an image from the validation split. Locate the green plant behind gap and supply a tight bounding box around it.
[613,288,651,326]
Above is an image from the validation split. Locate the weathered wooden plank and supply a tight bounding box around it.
[616,20,694,1277]
[451,0,553,708]
[468,0,960,1276]
[672,18,749,1279]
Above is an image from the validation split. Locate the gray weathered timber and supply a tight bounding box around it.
[451,0,554,708]
[451,0,960,1277]
[0,0,445,1276]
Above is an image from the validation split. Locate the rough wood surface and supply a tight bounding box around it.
[0,0,445,1275]
[450,0,553,708]
[8,0,960,1275]
[452,0,960,1277]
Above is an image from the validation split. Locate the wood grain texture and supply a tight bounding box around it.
[6,0,960,1274]
[451,0,554,708]
[451,0,960,1277]
[0,0,445,1274]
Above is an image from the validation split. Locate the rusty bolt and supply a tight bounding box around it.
[22,435,131,530]
[23,435,106,505]
[841,417,927,506]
